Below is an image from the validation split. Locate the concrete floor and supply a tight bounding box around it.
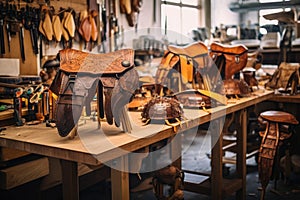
[79,127,300,200]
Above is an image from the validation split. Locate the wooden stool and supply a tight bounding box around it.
[258,111,298,200]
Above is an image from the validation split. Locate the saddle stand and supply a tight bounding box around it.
[50,48,139,137]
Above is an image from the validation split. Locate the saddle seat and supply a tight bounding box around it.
[210,42,248,80]
[59,48,134,74]
[168,41,208,58]
[210,42,248,55]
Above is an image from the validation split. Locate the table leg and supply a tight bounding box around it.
[211,118,224,200]
[170,132,182,169]
[60,159,79,200]
[111,155,129,200]
[236,109,247,200]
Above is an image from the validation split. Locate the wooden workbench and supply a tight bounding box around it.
[0,88,274,200]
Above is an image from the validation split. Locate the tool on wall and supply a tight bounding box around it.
[24,5,40,54]
[0,2,6,55]
[119,0,142,28]
[101,0,107,52]
[109,0,119,52]
[17,8,26,62]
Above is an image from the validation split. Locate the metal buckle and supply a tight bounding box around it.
[235,55,240,64]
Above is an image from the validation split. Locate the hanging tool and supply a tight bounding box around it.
[24,6,40,54]
[101,0,107,52]
[15,8,26,62]
[108,0,119,52]
[0,2,6,55]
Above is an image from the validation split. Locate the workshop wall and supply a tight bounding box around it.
[0,0,161,76]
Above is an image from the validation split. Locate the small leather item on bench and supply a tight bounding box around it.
[258,111,298,200]
[155,41,213,93]
[210,42,248,80]
[246,49,263,70]
[175,89,213,109]
[222,79,251,98]
[141,96,183,126]
[50,48,139,137]
[265,62,300,95]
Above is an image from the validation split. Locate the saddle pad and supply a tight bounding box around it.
[59,48,134,74]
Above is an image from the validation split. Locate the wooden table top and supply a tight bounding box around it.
[0,89,274,166]
[268,93,300,103]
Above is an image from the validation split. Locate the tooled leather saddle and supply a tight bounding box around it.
[210,42,248,80]
[258,111,298,200]
[50,48,139,137]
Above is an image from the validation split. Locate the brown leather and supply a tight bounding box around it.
[79,10,99,42]
[223,79,250,96]
[174,89,213,108]
[152,165,184,200]
[265,62,300,94]
[79,17,91,42]
[63,11,76,38]
[156,41,212,93]
[42,10,53,41]
[122,0,142,27]
[168,42,207,57]
[141,96,183,122]
[90,10,98,42]
[52,15,63,42]
[260,111,298,125]
[210,42,248,79]
[132,0,143,12]
[59,48,134,74]
[50,48,139,137]
[242,71,258,88]
[246,50,263,70]
[120,0,132,14]
[61,12,70,42]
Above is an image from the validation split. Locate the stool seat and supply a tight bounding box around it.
[260,111,298,125]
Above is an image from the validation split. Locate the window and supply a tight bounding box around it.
[161,0,200,44]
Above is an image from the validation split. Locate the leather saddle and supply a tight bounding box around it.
[210,42,248,80]
[155,41,213,93]
[50,48,139,137]
[258,111,298,199]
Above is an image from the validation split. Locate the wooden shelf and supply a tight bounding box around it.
[222,139,259,164]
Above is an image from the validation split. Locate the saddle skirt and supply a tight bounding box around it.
[210,42,248,80]
[50,48,139,137]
